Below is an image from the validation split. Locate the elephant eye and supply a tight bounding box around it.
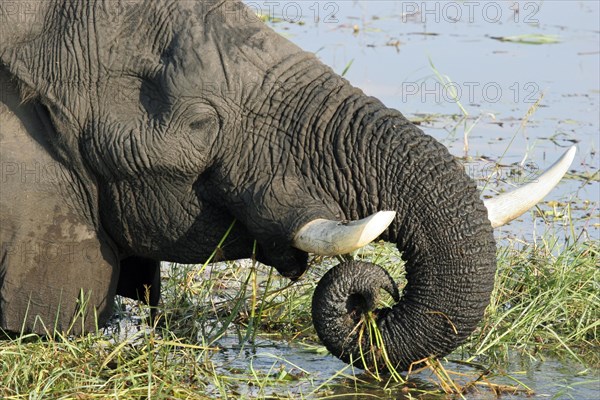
[189,119,210,131]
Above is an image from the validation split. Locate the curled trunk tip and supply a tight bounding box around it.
[311,261,399,368]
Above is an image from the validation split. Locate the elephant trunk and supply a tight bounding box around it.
[311,113,497,371]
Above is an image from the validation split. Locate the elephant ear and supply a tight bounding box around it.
[0,71,118,334]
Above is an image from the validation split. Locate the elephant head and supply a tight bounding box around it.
[0,0,573,369]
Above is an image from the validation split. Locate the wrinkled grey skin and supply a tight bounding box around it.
[312,261,400,368]
[0,0,496,369]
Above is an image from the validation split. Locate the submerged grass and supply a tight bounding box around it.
[1,217,597,398]
[490,34,561,45]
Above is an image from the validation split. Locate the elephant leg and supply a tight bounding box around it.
[116,256,161,308]
[0,71,119,334]
[0,230,119,335]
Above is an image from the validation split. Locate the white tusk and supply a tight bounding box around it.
[293,211,396,256]
[484,146,576,228]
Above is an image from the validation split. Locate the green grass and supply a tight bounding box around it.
[468,236,598,366]
[1,210,597,398]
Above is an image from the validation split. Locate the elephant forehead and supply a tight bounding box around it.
[91,1,302,121]
[156,5,301,100]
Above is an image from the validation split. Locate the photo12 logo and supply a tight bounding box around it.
[0,2,42,24]
[1,161,61,185]
[244,1,340,23]
[2,240,102,265]
[464,160,539,186]
[401,81,541,104]
[400,1,540,24]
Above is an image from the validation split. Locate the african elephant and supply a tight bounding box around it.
[0,0,574,370]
